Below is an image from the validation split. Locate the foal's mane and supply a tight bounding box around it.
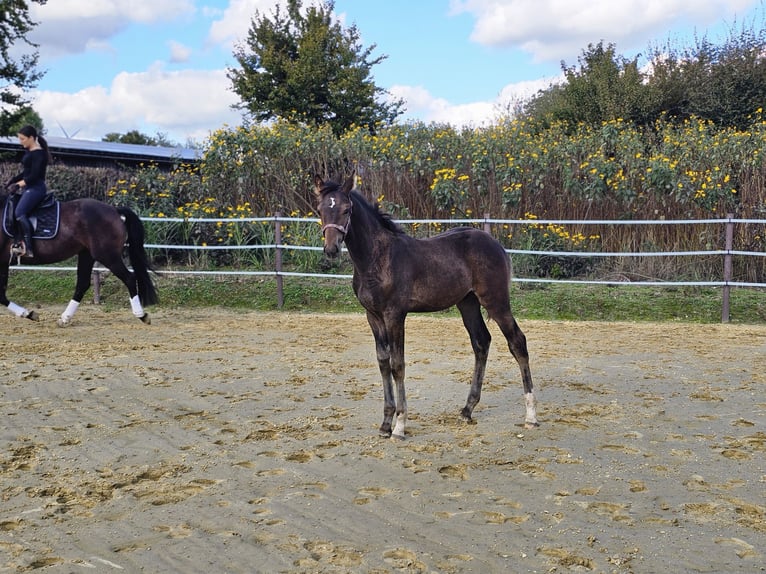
[350,190,403,234]
[319,178,403,234]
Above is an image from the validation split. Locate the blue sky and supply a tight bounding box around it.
[19,0,764,144]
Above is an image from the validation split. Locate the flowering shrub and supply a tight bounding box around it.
[27,110,764,280]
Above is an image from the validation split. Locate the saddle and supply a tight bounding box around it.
[2,193,60,240]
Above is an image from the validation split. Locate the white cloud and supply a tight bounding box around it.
[389,85,494,127]
[168,41,193,64]
[207,0,330,48]
[29,0,196,57]
[32,66,242,143]
[207,0,287,48]
[389,74,561,128]
[450,0,759,61]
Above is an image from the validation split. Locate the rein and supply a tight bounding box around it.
[321,198,353,237]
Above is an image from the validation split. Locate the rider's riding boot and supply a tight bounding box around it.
[17,216,34,258]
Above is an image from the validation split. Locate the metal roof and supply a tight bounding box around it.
[0,135,201,165]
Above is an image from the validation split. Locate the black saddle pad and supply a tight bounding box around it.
[2,193,60,240]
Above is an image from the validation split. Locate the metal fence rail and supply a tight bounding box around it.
[11,214,765,322]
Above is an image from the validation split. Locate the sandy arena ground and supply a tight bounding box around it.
[1,305,765,573]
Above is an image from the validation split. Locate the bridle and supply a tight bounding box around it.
[320,197,353,238]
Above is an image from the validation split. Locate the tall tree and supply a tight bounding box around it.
[646,15,766,130]
[523,41,649,129]
[229,0,403,136]
[0,0,47,135]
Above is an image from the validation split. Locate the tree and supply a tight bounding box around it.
[1,0,47,135]
[5,105,43,134]
[522,41,650,129]
[229,0,403,136]
[646,15,766,130]
[103,130,178,147]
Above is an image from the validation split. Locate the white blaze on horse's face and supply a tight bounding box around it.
[319,193,350,257]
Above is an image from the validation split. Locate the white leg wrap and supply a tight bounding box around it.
[7,301,29,318]
[60,300,80,323]
[525,392,538,426]
[130,295,144,317]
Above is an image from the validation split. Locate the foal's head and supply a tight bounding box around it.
[314,174,354,258]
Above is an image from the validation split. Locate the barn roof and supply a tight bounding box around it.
[0,135,201,168]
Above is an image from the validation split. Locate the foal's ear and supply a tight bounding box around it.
[340,171,355,194]
[312,174,324,197]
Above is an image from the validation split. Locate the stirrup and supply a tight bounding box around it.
[10,241,26,257]
[11,241,32,259]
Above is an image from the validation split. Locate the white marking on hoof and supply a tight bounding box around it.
[392,413,407,438]
[524,392,539,428]
[57,317,72,328]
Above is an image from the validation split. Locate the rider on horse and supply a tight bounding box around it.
[5,125,51,258]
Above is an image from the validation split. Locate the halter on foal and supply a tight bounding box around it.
[314,174,538,439]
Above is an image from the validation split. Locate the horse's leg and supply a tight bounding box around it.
[366,311,396,437]
[456,293,492,423]
[493,310,538,428]
[0,262,38,320]
[99,254,150,324]
[58,251,95,326]
[384,314,408,440]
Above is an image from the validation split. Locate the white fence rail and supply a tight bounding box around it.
[12,214,766,322]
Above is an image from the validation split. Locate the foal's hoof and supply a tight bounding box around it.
[524,421,540,429]
[390,433,406,441]
[26,310,39,322]
[139,313,151,325]
[57,318,72,328]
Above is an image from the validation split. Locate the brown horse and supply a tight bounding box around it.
[314,174,537,439]
[1,194,157,325]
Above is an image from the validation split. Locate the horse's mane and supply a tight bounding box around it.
[319,179,403,234]
[349,190,404,234]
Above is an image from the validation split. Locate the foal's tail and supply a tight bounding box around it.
[118,206,159,306]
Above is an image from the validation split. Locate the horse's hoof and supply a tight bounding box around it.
[57,318,71,328]
[460,413,472,423]
[139,313,151,325]
[390,433,406,441]
[26,311,39,322]
[524,421,540,429]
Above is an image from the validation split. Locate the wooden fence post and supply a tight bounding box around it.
[275,212,284,308]
[92,270,101,304]
[721,214,734,323]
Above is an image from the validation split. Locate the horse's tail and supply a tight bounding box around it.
[117,206,159,306]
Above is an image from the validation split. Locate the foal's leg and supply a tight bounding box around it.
[493,311,538,428]
[387,315,408,440]
[58,251,95,326]
[456,293,492,422]
[366,311,395,437]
